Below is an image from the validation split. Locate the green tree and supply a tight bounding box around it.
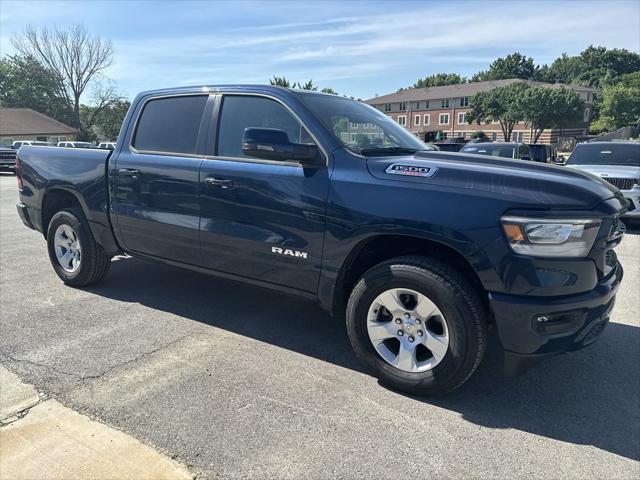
[269,76,291,87]
[467,82,530,140]
[521,86,584,142]
[321,87,338,95]
[82,99,131,141]
[472,53,536,81]
[591,73,640,130]
[536,46,640,88]
[470,131,486,139]
[535,53,586,84]
[0,54,71,125]
[295,80,317,91]
[413,73,466,88]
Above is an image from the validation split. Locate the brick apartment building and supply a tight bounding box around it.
[365,79,597,144]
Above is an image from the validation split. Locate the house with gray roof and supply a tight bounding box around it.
[0,108,76,144]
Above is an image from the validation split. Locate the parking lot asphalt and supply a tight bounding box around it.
[0,172,638,479]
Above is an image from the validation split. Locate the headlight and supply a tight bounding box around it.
[501,216,601,257]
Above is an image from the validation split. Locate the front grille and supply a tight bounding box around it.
[602,177,635,190]
[0,150,17,161]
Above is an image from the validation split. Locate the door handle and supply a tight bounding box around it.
[204,177,233,189]
[118,168,140,177]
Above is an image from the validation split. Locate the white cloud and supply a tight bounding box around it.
[2,0,638,99]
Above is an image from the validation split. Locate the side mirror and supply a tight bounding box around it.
[242,128,322,165]
[555,155,565,164]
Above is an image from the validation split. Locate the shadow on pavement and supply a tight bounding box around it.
[87,255,639,461]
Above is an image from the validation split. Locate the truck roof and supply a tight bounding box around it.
[135,84,336,99]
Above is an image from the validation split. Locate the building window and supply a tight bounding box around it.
[457,112,468,124]
[398,115,407,126]
[584,107,591,122]
[491,132,497,141]
[414,115,421,126]
[400,102,407,111]
[441,99,449,108]
[459,97,469,107]
[384,104,391,112]
[439,113,449,125]
[512,132,524,142]
[423,114,430,126]
[424,100,430,109]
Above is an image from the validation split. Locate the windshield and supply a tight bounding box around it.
[295,93,428,155]
[567,144,640,166]
[460,144,516,159]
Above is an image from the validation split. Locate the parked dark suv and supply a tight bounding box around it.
[460,142,532,160]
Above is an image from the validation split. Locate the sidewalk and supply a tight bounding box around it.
[0,367,193,480]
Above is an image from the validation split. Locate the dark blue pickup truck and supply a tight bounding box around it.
[16,85,627,394]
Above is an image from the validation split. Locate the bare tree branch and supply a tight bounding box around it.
[12,24,113,133]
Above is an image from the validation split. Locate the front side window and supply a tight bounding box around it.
[217,96,312,158]
[133,95,207,155]
[295,92,427,155]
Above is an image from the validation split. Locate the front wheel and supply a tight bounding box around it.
[346,256,488,395]
[46,208,111,287]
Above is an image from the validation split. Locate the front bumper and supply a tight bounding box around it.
[620,189,640,218]
[490,261,623,375]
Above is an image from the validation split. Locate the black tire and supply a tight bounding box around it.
[46,208,111,287]
[346,256,488,395]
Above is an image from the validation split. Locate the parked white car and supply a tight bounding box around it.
[12,140,50,149]
[565,141,640,218]
[98,142,116,150]
[57,141,96,148]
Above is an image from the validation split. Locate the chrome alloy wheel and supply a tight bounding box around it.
[53,224,82,273]
[367,288,449,373]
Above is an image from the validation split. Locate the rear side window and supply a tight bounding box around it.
[217,95,312,158]
[133,95,207,155]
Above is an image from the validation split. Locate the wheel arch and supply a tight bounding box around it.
[41,187,91,240]
[330,233,489,318]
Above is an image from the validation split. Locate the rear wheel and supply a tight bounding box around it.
[47,208,111,286]
[346,256,488,395]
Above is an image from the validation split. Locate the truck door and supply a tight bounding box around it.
[111,94,209,264]
[199,94,329,294]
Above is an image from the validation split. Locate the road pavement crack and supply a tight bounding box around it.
[0,332,199,383]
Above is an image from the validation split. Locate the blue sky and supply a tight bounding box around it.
[1,0,639,101]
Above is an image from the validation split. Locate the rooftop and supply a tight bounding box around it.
[0,108,76,136]
[364,78,598,105]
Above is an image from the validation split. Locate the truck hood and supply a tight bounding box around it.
[564,164,640,179]
[365,151,627,212]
